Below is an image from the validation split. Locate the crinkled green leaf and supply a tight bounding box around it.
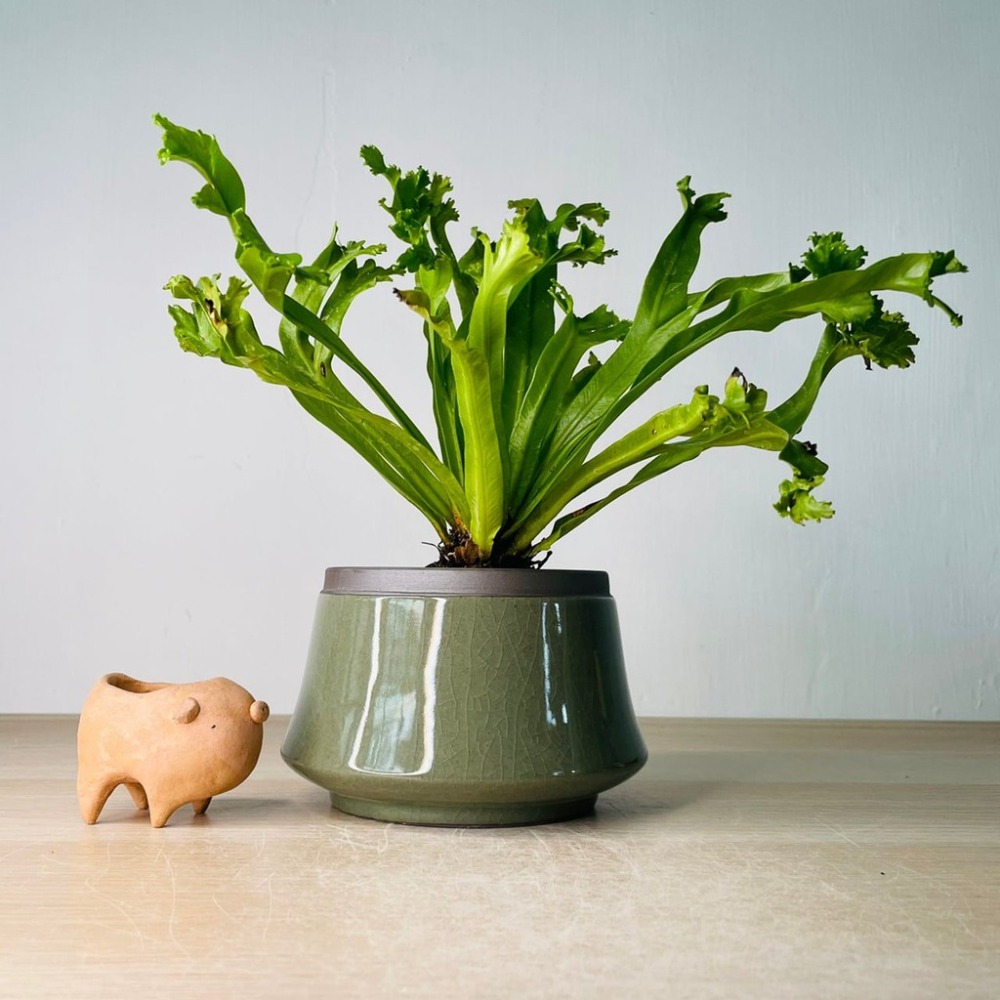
[161,119,967,563]
[499,198,616,444]
[772,440,833,525]
[230,211,302,309]
[543,246,963,509]
[156,116,430,451]
[779,438,829,480]
[774,474,834,524]
[362,144,459,274]
[507,197,616,267]
[844,298,920,369]
[154,114,245,217]
[509,371,789,552]
[631,177,730,341]
[279,234,392,378]
[164,272,468,537]
[801,231,867,278]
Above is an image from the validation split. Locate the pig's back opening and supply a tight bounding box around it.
[104,673,170,694]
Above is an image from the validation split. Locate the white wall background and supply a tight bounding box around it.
[1,0,997,719]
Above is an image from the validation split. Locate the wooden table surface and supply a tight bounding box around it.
[1,716,997,999]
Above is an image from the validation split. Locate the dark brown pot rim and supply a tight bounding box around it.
[322,567,610,598]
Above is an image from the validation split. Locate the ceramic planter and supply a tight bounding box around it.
[281,567,647,826]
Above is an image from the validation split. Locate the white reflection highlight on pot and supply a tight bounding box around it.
[542,602,556,726]
[553,602,568,726]
[348,596,383,771]
[411,597,445,775]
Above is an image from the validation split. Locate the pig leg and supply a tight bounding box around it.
[77,776,120,825]
[147,797,183,829]
[124,781,149,811]
[192,797,212,816]
[138,779,184,828]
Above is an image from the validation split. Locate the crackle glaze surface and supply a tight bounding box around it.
[281,589,647,825]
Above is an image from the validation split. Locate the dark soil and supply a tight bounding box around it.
[426,526,549,569]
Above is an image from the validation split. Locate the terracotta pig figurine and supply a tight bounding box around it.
[77,673,269,827]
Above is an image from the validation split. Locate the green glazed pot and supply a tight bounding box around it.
[281,568,647,826]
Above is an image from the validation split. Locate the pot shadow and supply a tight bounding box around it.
[182,795,310,827]
[570,749,749,828]
[303,752,735,833]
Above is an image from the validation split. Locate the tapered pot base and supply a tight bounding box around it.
[329,792,597,828]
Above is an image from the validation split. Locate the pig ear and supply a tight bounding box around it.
[173,697,200,724]
[250,700,270,724]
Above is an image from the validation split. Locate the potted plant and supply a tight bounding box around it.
[155,115,965,825]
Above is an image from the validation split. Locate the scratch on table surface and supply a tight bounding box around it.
[817,819,862,848]
[528,828,553,856]
[322,823,394,856]
[813,876,853,902]
[328,825,366,858]
[164,854,191,959]
[82,842,146,951]
[892,860,978,894]
[85,841,113,886]
[947,906,988,947]
[260,872,274,943]
[255,829,268,859]
[233,831,269,879]
[377,825,391,855]
[211,892,239,923]
[0,844,35,865]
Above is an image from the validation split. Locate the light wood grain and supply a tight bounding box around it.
[1,716,997,1000]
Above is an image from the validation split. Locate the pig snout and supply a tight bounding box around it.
[250,700,270,724]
